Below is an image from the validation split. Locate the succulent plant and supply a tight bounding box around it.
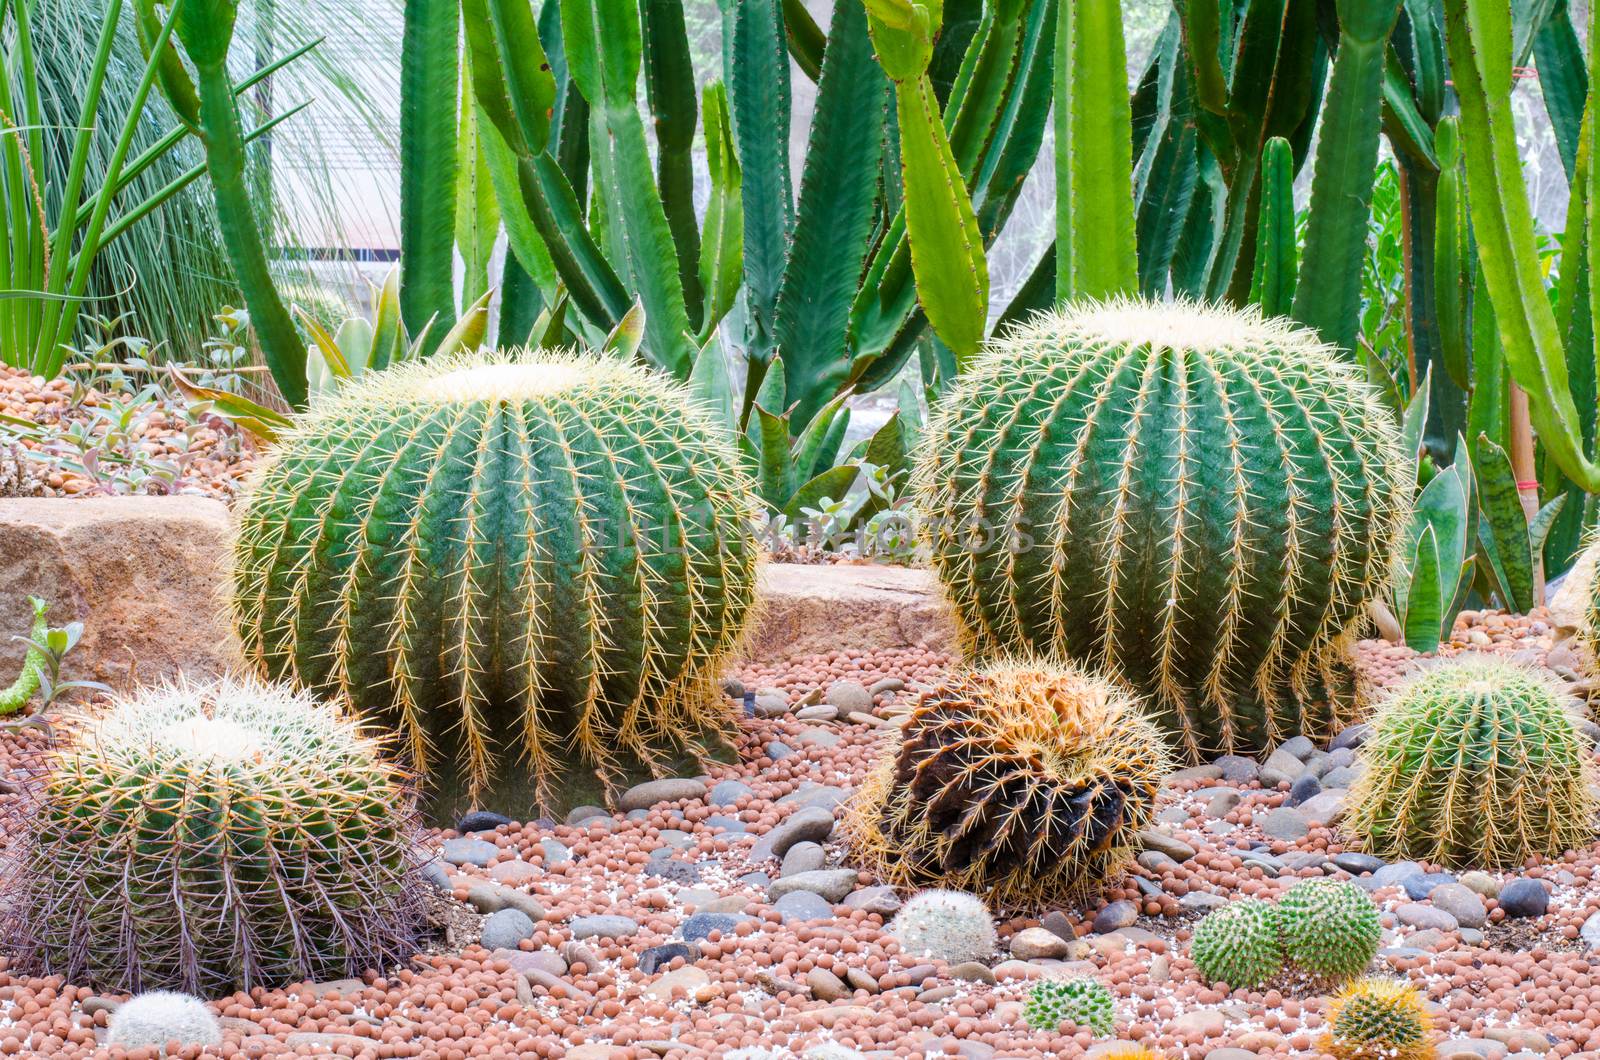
[1322,977,1437,1060]
[886,890,997,965]
[0,676,428,993]
[915,298,1410,761]
[1022,977,1116,1035]
[1346,657,1600,870]
[1191,898,1283,989]
[845,659,1169,907]
[0,596,48,715]
[107,991,223,1052]
[1275,879,1381,982]
[232,349,759,813]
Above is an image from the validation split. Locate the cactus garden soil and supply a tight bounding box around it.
[0,617,1593,1056]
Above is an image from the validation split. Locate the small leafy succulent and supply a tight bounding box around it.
[1022,978,1116,1035]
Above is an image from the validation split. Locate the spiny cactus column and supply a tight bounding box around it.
[916,298,1410,760]
[846,659,1170,907]
[232,350,759,813]
[0,677,427,994]
[1347,657,1600,870]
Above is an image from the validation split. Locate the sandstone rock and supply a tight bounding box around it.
[746,563,955,662]
[1549,539,1599,633]
[1009,927,1072,960]
[618,778,707,812]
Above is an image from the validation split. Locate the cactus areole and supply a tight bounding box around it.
[916,298,1409,761]
[231,349,759,813]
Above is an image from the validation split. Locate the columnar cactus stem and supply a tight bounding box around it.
[915,298,1410,760]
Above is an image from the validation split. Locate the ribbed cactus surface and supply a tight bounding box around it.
[916,299,1409,760]
[1022,978,1116,1034]
[232,350,758,811]
[1322,977,1436,1060]
[1347,658,1599,870]
[1190,898,1283,989]
[846,659,1169,907]
[0,677,426,993]
[1274,879,1381,982]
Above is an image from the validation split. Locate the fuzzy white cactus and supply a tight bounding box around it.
[107,991,222,1052]
[887,889,997,964]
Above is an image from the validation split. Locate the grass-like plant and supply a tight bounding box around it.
[232,348,759,812]
[846,658,1169,907]
[0,676,427,993]
[916,298,1410,761]
[1346,657,1599,869]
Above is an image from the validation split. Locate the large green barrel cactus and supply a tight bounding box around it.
[0,677,426,993]
[916,298,1410,760]
[232,349,759,812]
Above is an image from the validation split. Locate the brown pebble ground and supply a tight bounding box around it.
[0,616,1595,1058]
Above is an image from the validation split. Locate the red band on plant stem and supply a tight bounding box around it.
[1515,480,1541,490]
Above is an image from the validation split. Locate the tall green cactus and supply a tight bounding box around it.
[232,348,759,812]
[915,298,1410,761]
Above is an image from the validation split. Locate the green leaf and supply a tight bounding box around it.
[697,82,743,344]
[1401,363,1432,463]
[1472,430,1536,612]
[688,332,737,436]
[783,464,861,521]
[165,366,292,443]
[436,287,493,355]
[752,404,797,508]
[1402,524,1445,651]
[603,300,647,361]
[728,0,793,362]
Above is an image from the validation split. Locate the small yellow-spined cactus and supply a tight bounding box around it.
[1322,977,1437,1060]
[915,298,1410,761]
[845,658,1170,907]
[231,349,759,813]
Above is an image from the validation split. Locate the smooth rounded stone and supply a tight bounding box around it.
[643,966,710,1004]
[1274,735,1316,761]
[1138,829,1197,861]
[1091,900,1139,934]
[1205,789,1241,817]
[1009,927,1072,960]
[1297,789,1348,825]
[703,814,747,834]
[721,676,745,700]
[1497,878,1551,918]
[749,806,837,862]
[766,741,794,760]
[1397,903,1459,931]
[1332,851,1385,876]
[868,677,904,696]
[1240,852,1283,877]
[565,804,609,826]
[1459,928,1485,946]
[489,860,538,887]
[842,885,901,916]
[1302,750,1333,779]
[826,679,873,715]
[644,856,703,884]
[456,809,513,834]
[420,859,452,892]
[479,908,536,950]
[739,871,771,888]
[1321,765,1362,789]
[1259,748,1307,788]
[779,784,853,812]
[1213,755,1260,784]
[773,890,834,922]
[626,809,651,822]
[638,942,699,976]
[619,778,708,812]
[681,912,748,942]
[753,690,792,718]
[796,704,841,722]
[1281,851,1331,872]
[1404,872,1459,901]
[1204,1051,1257,1060]
[1439,1040,1510,1060]
[569,914,639,940]
[1165,764,1225,785]
[1137,850,1178,873]
[1259,806,1309,841]
[1170,1009,1227,1037]
[1284,773,1322,807]
[1458,871,1500,898]
[709,780,754,806]
[1179,892,1228,914]
[533,838,569,866]
[1157,806,1190,825]
[806,967,851,1001]
[1373,861,1425,888]
[796,727,842,748]
[781,841,827,877]
[768,868,859,903]
[1330,723,1371,751]
[657,829,695,849]
[441,837,499,868]
[495,948,567,979]
[1430,883,1488,928]
[1581,909,1600,950]
[949,961,996,984]
[465,882,545,922]
[844,967,880,994]
[1325,746,1355,768]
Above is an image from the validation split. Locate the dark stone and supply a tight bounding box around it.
[1497,878,1551,919]
[1285,773,1322,807]
[1331,852,1385,876]
[1403,872,1458,901]
[681,913,744,943]
[1330,723,1371,751]
[456,810,514,834]
[638,942,699,975]
[644,856,703,885]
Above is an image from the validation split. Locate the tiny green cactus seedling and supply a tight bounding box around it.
[0,597,49,715]
[915,298,1410,761]
[107,991,223,1052]
[1191,898,1283,989]
[1322,977,1437,1060]
[1275,879,1381,982]
[1347,657,1600,870]
[886,890,997,965]
[845,659,1170,907]
[0,676,428,993]
[1022,977,1116,1035]
[231,348,759,813]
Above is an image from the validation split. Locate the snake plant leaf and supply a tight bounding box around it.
[1400,526,1444,652]
[399,0,460,357]
[1401,364,1432,464]
[698,82,743,344]
[642,0,704,328]
[529,289,571,350]
[749,404,797,508]
[777,0,888,428]
[792,395,851,483]
[1055,0,1138,301]
[1472,431,1537,612]
[1529,494,1569,558]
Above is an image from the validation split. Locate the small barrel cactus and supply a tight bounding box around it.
[232,349,759,813]
[0,677,427,993]
[1022,978,1116,1035]
[915,298,1409,760]
[845,659,1170,907]
[1191,898,1283,989]
[1346,657,1600,869]
[1275,879,1381,982]
[1322,977,1436,1060]
[886,890,997,964]
[107,991,223,1052]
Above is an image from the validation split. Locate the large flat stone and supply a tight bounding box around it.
[0,497,238,688]
[745,562,955,662]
